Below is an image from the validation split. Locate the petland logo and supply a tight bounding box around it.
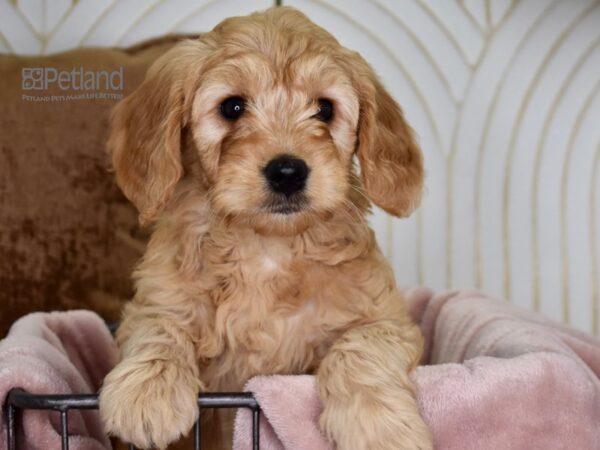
[21,66,124,102]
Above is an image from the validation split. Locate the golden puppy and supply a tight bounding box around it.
[99,6,432,450]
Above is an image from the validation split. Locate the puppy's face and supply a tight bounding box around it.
[109,7,424,235]
[192,26,361,235]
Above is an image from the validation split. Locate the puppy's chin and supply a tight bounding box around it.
[259,210,332,236]
[220,208,333,237]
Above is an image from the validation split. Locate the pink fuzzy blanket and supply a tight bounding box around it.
[2,289,600,450]
[233,288,600,450]
[0,310,116,450]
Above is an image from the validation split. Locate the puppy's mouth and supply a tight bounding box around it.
[264,194,308,215]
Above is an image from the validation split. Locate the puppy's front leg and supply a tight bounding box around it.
[317,320,433,450]
[99,303,202,449]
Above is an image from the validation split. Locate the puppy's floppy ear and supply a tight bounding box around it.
[350,55,424,217]
[107,42,202,224]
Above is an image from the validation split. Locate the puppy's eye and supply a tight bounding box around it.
[314,98,334,122]
[220,96,245,120]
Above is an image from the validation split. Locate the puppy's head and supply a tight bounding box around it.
[109,7,423,235]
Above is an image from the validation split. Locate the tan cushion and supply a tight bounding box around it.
[0,36,192,335]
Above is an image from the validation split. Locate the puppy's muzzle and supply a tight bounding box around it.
[264,155,309,197]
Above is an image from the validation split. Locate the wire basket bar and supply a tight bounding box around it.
[5,388,260,450]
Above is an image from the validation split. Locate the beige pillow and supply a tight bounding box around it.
[0,36,192,335]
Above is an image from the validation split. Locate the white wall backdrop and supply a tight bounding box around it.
[1,0,599,335]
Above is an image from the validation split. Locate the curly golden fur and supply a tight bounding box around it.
[99,6,432,450]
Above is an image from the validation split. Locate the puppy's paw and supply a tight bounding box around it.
[99,359,201,449]
[319,398,433,450]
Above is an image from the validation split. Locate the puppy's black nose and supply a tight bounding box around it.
[264,156,309,197]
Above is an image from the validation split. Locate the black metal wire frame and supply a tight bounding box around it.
[5,388,260,450]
